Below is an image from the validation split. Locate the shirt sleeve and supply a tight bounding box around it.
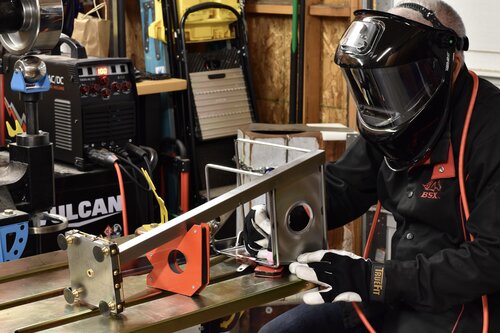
[324,136,383,229]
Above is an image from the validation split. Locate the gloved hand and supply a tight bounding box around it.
[242,204,272,261]
[289,249,385,304]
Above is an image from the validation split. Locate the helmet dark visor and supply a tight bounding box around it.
[346,58,444,129]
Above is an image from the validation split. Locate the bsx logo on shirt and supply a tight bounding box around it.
[421,180,442,199]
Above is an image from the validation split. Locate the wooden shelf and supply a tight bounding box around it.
[309,4,351,17]
[245,3,293,15]
[136,78,187,95]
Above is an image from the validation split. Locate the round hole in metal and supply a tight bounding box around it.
[287,202,313,233]
[168,249,186,274]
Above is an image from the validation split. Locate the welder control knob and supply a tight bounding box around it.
[14,56,47,83]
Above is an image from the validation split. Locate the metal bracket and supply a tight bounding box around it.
[60,230,124,316]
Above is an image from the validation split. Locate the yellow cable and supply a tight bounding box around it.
[141,168,168,224]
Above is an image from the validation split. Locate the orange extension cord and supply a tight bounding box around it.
[457,71,488,333]
[114,162,129,236]
[355,71,486,333]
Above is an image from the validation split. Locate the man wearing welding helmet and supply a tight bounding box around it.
[260,1,500,332]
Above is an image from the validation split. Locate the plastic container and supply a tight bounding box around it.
[177,0,240,42]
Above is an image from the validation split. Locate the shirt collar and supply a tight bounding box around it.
[419,135,456,179]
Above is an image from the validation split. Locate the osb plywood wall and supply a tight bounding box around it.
[124,1,354,127]
[125,2,144,70]
[319,18,350,124]
[246,0,362,254]
[247,15,291,124]
[246,0,354,126]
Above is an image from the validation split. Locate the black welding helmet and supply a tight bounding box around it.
[335,6,468,170]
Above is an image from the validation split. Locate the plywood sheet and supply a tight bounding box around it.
[319,18,350,124]
[125,1,145,70]
[247,14,291,124]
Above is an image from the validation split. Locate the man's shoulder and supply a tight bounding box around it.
[476,76,500,104]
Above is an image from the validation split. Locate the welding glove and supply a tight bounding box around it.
[242,204,272,260]
[289,249,385,304]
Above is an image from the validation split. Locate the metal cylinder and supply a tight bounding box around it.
[0,0,63,55]
[0,0,24,33]
[24,100,39,135]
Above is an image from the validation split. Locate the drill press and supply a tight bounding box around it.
[0,0,65,261]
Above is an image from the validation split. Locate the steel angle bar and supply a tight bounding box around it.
[118,149,325,264]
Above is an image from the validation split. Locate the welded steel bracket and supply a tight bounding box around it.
[62,148,327,315]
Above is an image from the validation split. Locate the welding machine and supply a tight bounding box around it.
[2,49,137,169]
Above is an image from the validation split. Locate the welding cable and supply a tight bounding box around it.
[85,148,131,236]
[180,169,190,213]
[351,201,382,333]
[363,202,382,259]
[114,161,129,236]
[457,71,488,333]
[117,149,156,223]
[117,163,151,192]
[139,145,158,171]
[116,155,152,191]
[125,143,157,174]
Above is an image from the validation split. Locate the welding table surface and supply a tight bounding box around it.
[0,250,310,332]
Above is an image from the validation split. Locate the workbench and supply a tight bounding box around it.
[0,248,310,332]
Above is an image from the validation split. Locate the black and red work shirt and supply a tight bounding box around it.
[325,66,500,332]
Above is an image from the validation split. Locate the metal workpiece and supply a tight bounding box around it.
[118,149,326,265]
[55,148,325,317]
[207,139,328,266]
[64,230,124,316]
